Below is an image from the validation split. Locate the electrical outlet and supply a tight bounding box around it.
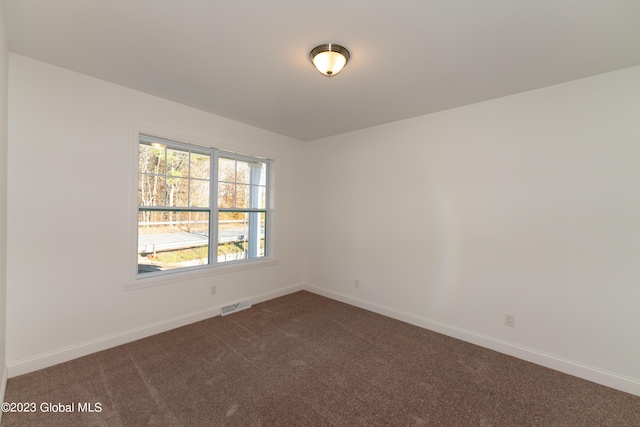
[210,285,217,296]
[504,313,515,327]
[354,279,360,288]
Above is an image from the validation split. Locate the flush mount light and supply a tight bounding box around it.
[309,43,350,77]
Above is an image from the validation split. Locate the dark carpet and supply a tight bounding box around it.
[2,291,639,426]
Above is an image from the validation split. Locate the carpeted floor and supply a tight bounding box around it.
[2,291,639,426]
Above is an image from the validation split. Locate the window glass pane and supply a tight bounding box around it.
[254,163,267,186]
[138,144,152,172]
[189,179,210,207]
[236,184,250,208]
[217,211,266,263]
[218,182,235,208]
[139,175,165,206]
[253,185,266,209]
[190,152,210,180]
[218,211,245,243]
[254,162,267,186]
[218,157,235,182]
[138,210,210,274]
[139,143,165,175]
[236,161,251,184]
[167,177,189,207]
[138,174,146,206]
[255,211,266,257]
[166,148,189,176]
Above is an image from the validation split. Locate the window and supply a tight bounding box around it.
[137,135,271,277]
[217,156,268,263]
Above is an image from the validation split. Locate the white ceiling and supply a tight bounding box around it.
[3,0,640,141]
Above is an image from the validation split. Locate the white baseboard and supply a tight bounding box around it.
[304,283,640,397]
[7,283,304,378]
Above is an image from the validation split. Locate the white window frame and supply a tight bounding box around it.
[125,126,276,289]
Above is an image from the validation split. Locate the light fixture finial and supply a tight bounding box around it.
[310,43,350,77]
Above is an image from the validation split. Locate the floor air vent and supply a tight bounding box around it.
[220,300,251,316]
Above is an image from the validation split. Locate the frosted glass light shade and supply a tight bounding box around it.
[309,44,350,77]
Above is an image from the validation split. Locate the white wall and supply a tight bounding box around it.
[304,66,640,395]
[6,51,640,396]
[0,2,9,402]
[6,55,306,374]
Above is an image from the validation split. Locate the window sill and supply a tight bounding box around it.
[125,258,279,291]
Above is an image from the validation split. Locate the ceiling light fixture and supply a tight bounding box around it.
[309,43,350,77]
